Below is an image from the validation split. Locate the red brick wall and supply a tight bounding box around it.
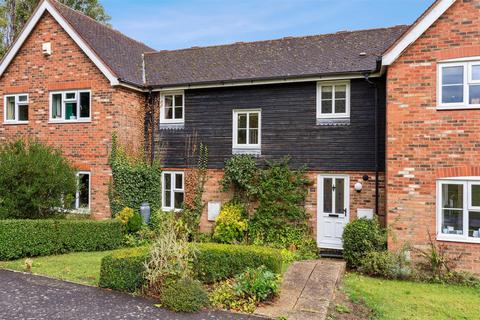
[386,0,480,272]
[0,12,144,219]
[178,169,384,235]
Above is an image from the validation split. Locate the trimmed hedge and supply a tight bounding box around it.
[99,243,287,292]
[99,246,149,292]
[194,243,285,283]
[0,219,123,260]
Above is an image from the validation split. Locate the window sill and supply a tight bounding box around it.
[232,147,261,156]
[436,105,480,110]
[3,121,29,125]
[162,207,183,213]
[49,119,91,124]
[316,117,350,126]
[437,234,480,244]
[159,123,184,130]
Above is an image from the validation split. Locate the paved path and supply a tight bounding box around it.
[0,269,264,320]
[255,259,345,320]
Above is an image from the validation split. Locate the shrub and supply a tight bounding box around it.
[342,218,386,268]
[233,266,280,301]
[0,219,123,260]
[209,280,257,313]
[213,202,248,244]
[194,243,285,283]
[115,207,143,234]
[359,251,397,278]
[160,277,209,312]
[0,139,77,219]
[99,246,149,292]
[109,133,162,216]
[143,212,194,294]
[220,155,259,201]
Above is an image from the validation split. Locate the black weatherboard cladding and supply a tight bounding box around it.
[157,78,385,171]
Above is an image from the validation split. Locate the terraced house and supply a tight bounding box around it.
[1,0,479,272]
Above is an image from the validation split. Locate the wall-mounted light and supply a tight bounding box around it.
[354,182,363,192]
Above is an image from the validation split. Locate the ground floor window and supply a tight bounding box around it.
[162,171,184,211]
[437,178,480,242]
[73,172,90,212]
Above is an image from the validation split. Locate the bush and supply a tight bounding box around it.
[109,133,162,216]
[209,280,257,313]
[194,243,285,283]
[143,212,193,294]
[115,207,143,234]
[99,246,149,292]
[0,139,77,219]
[0,219,123,260]
[233,266,280,301]
[213,202,248,244]
[359,251,397,278]
[342,218,386,268]
[160,277,209,312]
[220,155,259,201]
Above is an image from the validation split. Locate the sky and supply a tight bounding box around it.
[102,0,434,51]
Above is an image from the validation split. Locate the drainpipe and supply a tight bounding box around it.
[144,89,155,164]
[364,73,380,217]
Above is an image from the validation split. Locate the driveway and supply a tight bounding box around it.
[0,269,265,320]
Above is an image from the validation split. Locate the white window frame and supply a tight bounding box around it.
[4,93,28,124]
[162,171,184,211]
[49,90,91,123]
[74,171,91,213]
[316,81,350,119]
[160,91,184,124]
[436,177,480,244]
[232,109,261,150]
[437,59,480,109]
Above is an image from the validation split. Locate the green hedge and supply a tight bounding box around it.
[99,243,287,292]
[99,246,149,292]
[194,243,285,283]
[0,219,123,260]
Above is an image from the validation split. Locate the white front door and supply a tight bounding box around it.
[317,174,350,249]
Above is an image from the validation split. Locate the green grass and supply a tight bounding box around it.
[0,250,116,286]
[344,273,480,320]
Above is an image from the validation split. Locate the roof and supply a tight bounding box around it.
[50,0,154,86]
[382,0,455,65]
[144,25,408,88]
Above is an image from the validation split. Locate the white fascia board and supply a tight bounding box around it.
[382,0,456,66]
[0,0,119,86]
[152,72,380,92]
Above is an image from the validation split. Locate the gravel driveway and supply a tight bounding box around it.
[0,269,265,320]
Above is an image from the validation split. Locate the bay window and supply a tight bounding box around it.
[162,171,184,211]
[438,60,480,108]
[4,94,28,123]
[437,178,480,242]
[50,90,91,122]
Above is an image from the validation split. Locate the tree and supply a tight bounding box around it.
[0,0,110,56]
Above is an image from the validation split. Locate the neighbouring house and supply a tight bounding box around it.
[0,0,479,271]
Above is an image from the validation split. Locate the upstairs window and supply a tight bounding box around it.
[316,81,350,119]
[232,109,261,152]
[50,90,91,122]
[437,178,480,243]
[160,91,184,124]
[162,171,184,211]
[4,94,28,123]
[438,61,480,108]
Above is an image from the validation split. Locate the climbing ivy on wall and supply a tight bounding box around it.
[108,133,162,216]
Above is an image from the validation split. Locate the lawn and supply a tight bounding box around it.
[344,273,480,320]
[0,250,116,286]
